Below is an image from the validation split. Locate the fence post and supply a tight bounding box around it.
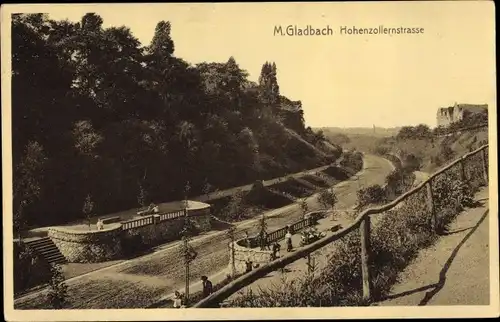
[481,147,489,185]
[426,181,436,232]
[360,215,372,303]
[459,156,467,182]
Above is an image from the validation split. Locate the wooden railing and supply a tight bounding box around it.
[193,144,489,308]
[265,213,321,245]
[122,209,187,230]
[159,210,185,222]
[122,215,155,230]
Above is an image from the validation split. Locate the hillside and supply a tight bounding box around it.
[372,125,488,173]
[11,13,341,229]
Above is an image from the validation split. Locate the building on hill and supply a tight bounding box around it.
[436,103,488,127]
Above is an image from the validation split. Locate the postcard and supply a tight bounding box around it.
[2,1,498,321]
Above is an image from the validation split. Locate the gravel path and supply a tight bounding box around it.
[14,154,393,309]
[377,187,490,306]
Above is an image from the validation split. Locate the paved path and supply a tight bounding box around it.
[377,187,490,306]
[14,154,393,309]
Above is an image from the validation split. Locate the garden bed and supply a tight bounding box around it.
[269,179,315,199]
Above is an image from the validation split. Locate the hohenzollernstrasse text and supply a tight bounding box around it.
[274,25,425,36]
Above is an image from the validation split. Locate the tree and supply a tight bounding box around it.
[149,21,174,58]
[14,200,29,240]
[257,213,268,250]
[222,190,247,222]
[300,198,309,220]
[184,181,191,209]
[82,194,95,230]
[11,13,331,231]
[318,188,337,210]
[13,141,47,233]
[226,225,237,277]
[46,264,68,309]
[202,179,215,201]
[258,61,280,109]
[137,181,149,208]
[180,218,197,304]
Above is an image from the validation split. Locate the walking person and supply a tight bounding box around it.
[173,290,183,308]
[271,242,281,260]
[245,259,253,273]
[285,227,293,252]
[201,275,213,298]
[96,219,104,231]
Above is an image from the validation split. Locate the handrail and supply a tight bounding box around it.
[193,144,488,308]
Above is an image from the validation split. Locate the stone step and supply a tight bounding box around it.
[26,237,52,246]
[40,248,63,256]
[26,237,67,265]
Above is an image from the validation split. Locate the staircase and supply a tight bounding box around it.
[25,237,67,265]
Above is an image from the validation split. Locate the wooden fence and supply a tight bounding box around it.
[193,144,489,308]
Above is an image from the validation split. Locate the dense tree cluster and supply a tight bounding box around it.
[396,124,432,140]
[12,13,340,229]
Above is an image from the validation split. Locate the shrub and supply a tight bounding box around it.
[339,150,363,173]
[220,190,250,221]
[432,171,475,232]
[356,184,386,209]
[46,264,68,309]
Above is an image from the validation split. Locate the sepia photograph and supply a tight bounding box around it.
[2,1,498,321]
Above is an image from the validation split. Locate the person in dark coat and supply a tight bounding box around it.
[272,242,281,260]
[201,275,213,297]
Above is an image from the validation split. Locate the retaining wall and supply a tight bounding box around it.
[48,224,123,263]
[228,240,274,275]
[48,201,212,263]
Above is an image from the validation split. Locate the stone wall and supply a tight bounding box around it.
[188,207,212,232]
[48,201,212,263]
[228,239,274,276]
[48,224,123,263]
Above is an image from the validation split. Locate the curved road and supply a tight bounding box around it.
[14,154,393,309]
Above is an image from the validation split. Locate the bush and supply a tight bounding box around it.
[356,184,386,209]
[46,264,68,309]
[339,150,363,173]
[432,171,475,232]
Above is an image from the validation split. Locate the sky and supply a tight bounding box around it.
[11,2,496,128]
